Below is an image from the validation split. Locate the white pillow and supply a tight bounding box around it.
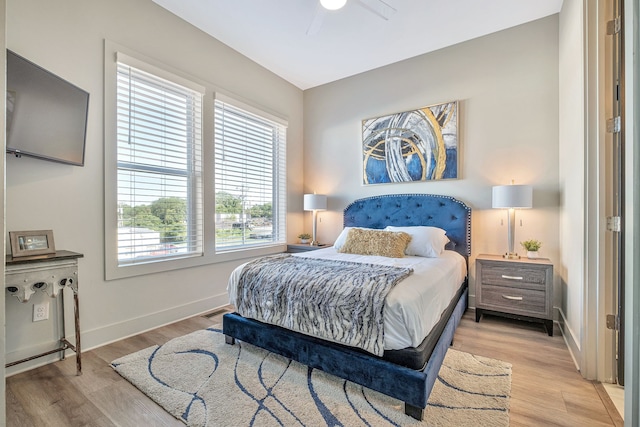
[384,226,450,257]
[333,227,374,250]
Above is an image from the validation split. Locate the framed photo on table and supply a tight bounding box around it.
[9,230,56,257]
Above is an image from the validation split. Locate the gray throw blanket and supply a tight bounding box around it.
[235,254,413,356]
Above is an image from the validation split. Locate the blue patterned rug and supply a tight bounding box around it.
[112,327,511,426]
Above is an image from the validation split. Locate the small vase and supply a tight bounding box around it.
[300,239,309,244]
[527,251,539,259]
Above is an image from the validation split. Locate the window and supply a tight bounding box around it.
[105,43,287,279]
[115,57,203,265]
[214,95,287,251]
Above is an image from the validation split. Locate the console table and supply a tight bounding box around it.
[5,250,83,374]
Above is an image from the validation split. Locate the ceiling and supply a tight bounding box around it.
[152,0,563,90]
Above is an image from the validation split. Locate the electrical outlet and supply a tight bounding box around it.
[33,302,49,322]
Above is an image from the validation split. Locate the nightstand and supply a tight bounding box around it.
[475,254,554,336]
[286,243,331,253]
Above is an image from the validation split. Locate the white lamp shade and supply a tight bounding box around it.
[320,0,347,10]
[492,185,532,209]
[304,194,327,211]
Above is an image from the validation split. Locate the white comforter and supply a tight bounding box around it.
[227,247,467,350]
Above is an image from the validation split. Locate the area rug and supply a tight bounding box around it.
[111,327,511,426]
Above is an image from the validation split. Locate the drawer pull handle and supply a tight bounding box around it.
[502,295,523,301]
[501,274,523,280]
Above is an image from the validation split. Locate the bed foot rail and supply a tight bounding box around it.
[224,335,235,345]
[405,403,424,420]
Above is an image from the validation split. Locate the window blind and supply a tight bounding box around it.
[116,61,203,264]
[214,98,287,250]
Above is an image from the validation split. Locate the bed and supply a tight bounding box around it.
[223,193,471,420]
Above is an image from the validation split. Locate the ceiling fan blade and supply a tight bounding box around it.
[356,0,396,20]
[306,4,327,36]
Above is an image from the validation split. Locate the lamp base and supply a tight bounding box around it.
[503,253,521,260]
[310,240,320,246]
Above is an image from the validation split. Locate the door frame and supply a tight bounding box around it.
[622,0,639,423]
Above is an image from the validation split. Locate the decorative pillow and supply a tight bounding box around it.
[384,226,450,258]
[337,228,411,258]
[333,227,374,250]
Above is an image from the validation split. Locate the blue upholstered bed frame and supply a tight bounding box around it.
[223,194,471,420]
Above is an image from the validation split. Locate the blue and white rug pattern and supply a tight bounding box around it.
[112,327,511,426]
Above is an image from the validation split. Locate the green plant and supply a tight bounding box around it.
[520,239,542,251]
[298,233,311,240]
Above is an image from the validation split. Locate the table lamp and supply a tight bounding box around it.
[492,183,532,259]
[303,194,327,246]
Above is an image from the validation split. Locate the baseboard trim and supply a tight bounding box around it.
[4,293,230,377]
[557,307,581,370]
[81,293,229,353]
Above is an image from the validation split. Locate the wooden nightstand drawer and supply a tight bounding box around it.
[478,285,547,316]
[479,263,547,291]
[287,243,331,253]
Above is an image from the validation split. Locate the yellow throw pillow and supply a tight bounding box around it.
[337,228,411,258]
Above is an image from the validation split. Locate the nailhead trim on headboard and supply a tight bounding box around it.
[343,194,471,259]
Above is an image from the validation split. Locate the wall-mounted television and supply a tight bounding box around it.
[6,50,89,166]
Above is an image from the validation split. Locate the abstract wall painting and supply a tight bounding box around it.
[362,101,458,185]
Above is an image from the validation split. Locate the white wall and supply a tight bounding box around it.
[4,0,304,373]
[558,0,586,367]
[303,16,560,309]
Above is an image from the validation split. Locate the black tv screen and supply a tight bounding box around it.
[6,50,89,166]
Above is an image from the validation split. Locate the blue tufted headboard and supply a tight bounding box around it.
[343,194,471,261]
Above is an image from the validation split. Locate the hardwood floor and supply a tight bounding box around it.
[5,308,623,426]
[452,313,623,427]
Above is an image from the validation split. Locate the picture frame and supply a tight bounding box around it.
[362,100,459,185]
[9,230,56,258]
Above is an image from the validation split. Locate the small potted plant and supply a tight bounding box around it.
[298,233,311,244]
[520,239,542,259]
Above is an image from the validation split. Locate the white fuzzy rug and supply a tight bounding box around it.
[112,327,511,426]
